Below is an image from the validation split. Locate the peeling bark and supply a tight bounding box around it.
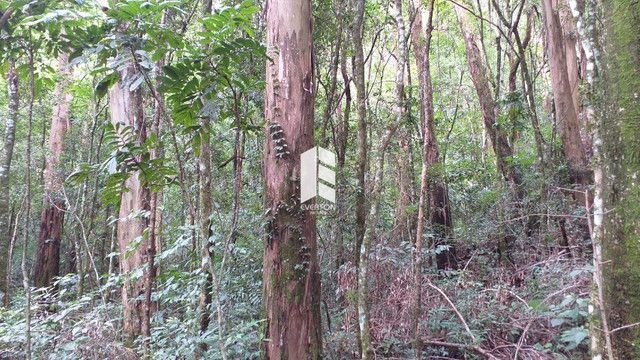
[109,60,152,341]
[542,0,591,198]
[34,53,73,289]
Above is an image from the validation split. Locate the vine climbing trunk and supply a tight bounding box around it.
[262,0,321,358]
[34,53,73,289]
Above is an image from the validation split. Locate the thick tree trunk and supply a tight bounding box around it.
[34,53,73,288]
[592,1,640,358]
[109,62,151,341]
[262,0,321,358]
[541,0,591,196]
[1,59,19,304]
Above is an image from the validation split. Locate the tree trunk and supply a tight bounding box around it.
[262,0,321,358]
[0,58,19,304]
[357,2,407,358]
[34,53,73,288]
[109,61,151,341]
[334,28,350,270]
[353,0,368,271]
[392,128,414,245]
[413,0,456,272]
[391,15,416,245]
[592,1,640,358]
[455,5,523,201]
[197,114,215,357]
[541,0,591,197]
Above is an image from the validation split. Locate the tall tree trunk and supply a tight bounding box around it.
[34,53,73,288]
[413,0,456,272]
[392,0,414,244]
[196,2,215,357]
[1,58,19,304]
[109,61,151,342]
[353,0,368,270]
[357,2,407,358]
[455,4,523,200]
[352,0,368,353]
[262,0,321,358]
[196,114,216,357]
[456,4,525,262]
[333,2,351,271]
[334,23,350,270]
[592,1,640,358]
[541,0,591,199]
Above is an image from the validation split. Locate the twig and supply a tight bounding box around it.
[427,281,476,343]
[611,322,640,334]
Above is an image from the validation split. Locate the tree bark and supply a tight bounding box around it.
[109,60,152,341]
[262,0,321,358]
[34,53,73,288]
[592,0,640,357]
[541,0,591,197]
[0,58,19,304]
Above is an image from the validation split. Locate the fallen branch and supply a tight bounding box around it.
[423,340,499,360]
[427,281,476,343]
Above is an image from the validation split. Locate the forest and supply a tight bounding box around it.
[0,0,638,358]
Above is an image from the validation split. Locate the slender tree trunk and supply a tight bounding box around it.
[541,0,591,200]
[392,0,414,245]
[109,60,151,342]
[196,2,215,356]
[455,4,523,200]
[1,58,19,305]
[197,115,215,357]
[410,0,456,355]
[413,0,456,272]
[262,0,321,358]
[592,1,640,358]
[334,47,350,269]
[22,41,36,360]
[357,2,407,358]
[392,128,414,245]
[34,53,73,288]
[456,4,525,262]
[353,0,368,270]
